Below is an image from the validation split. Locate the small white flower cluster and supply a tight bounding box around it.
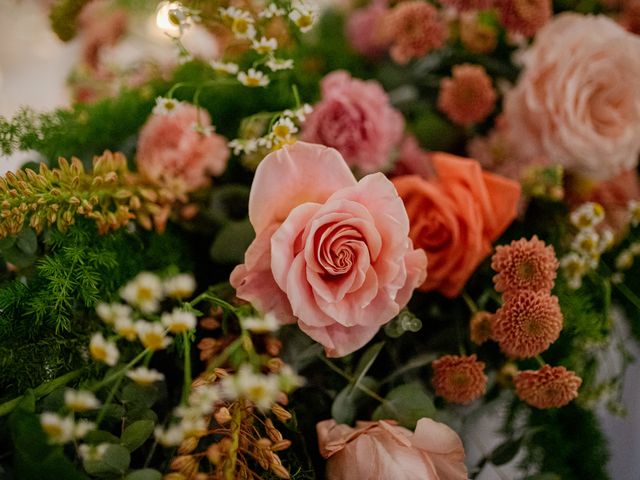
[154,364,304,447]
[612,241,640,284]
[40,412,95,444]
[561,202,613,289]
[628,199,640,227]
[162,1,201,36]
[240,312,280,334]
[89,272,198,366]
[152,96,183,116]
[228,104,313,156]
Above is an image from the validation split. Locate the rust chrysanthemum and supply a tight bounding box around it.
[437,64,496,126]
[494,0,551,37]
[470,311,494,345]
[432,354,487,404]
[493,290,563,358]
[514,365,582,408]
[491,235,559,298]
[383,1,447,65]
[438,0,493,11]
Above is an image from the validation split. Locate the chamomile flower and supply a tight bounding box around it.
[78,443,109,462]
[74,419,96,439]
[560,253,588,290]
[278,365,306,393]
[228,138,259,155]
[135,321,172,351]
[161,308,197,334]
[152,97,182,116]
[163,273,196,299]
[210,60,239,75]
[238,68,270,87]
[155,424,185,447]
[114,317,137,341]
[189,385,221,415]
[176,408,208,438]
[616,249,635,270]
[289,1,317,32]
[570,202,605,230]
[219,7,256,40]
[241,312,280,334]
[96,302,132,325]
[271,117,298,142]
[571,229,600,257]
[40,413,75,444]
[259,3,286,18]
[283,103,312,122]
[222,365,280,411]
[266,57,294,72]
[253,36,278,55]
[126,367,165,386]
[120,272,164,313]
[89,333,120,366]
[64,389,101,413]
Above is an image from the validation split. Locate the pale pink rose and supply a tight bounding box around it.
[301,71,404,174]
[230,142,426,357]
[503,13,640,181]
[317,418,467,480]
[136,104,229,191]
[346,0,390,58]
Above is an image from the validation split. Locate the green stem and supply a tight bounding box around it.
[223,403,243,480]
[317,354,388,405]
[96,374,125,426]
[535,355,546,367]
[91,348,149,392]
[181,332,192,404]
[206,337,243,371]
[462,292,479,314]
[0,369,82,417]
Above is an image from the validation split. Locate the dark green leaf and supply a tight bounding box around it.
[372,382,436,429]
[84,430,120,445]
[490,438,522,466]
[332,377,378,425]
[350,342,384,394]
[121,383,159,408]
[121,420,155,452]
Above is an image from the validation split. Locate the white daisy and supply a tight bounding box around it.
[120,272,164,313]
[126,367,166,386]
[135,321,172,351]
[238,68,270,88]
[161,308,197,334]
[64,389,101,413]
[89,333,119,366]
[163,273,196,299]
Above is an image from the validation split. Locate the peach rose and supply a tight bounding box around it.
[301,71,404,174]
[230,142,426,357]
[503,13,640,181]
[136,103,229,191]
[393,153,520,298]
[317,418,467,480]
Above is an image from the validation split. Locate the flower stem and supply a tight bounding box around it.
[535,355,546,367]
[181,332,192,404]
[91,348,150,392]
[207,337,243,371]
[223,402,243,480]
[462,292,479,313]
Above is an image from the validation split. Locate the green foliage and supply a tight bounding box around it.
[49,0,91,41]
[522,404,610,480]
[0,219,191,396]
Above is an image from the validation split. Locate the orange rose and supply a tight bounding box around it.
[393,153,520,297]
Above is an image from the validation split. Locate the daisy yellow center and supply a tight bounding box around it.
[297,15,312,28]
[273,124,291,138]
[142,332,165,350]
[136,287,154,303]
[247,384,268,400]
[42,423,63,438]
[233,18,249,34]
[245,76,261,87]
[90,344,108,362]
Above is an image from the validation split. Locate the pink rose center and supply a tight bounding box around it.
[315,223,368,276]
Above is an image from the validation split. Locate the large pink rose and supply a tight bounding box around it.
[503,13,640,181]
[301,71,404,174]
[317,418,467,480]
[136,104,229,191]
[230,142,426,357]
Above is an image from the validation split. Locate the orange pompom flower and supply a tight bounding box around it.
[432,354,487,404]
[514,365,582,408]
[438,64,496,126]
[384,1,446,64]
[439,0,493,11]
[470,311,494,345]
[494,0,551,37]
[493,290,563,358]
[491,235,559,298]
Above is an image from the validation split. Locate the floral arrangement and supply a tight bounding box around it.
[1,0,640,479]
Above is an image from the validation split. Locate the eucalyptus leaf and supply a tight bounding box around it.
[16,228,37,254]
[121,420,155,452]
[350,342,384,394]
[332,377,378,425]
[490,438,522,466]
[125,469,162,480]
[372,382,436,429]
[210,219,255,264]
[83,444,130,476]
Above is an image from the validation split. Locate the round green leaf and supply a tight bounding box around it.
[125,469,162,480]
[121,420,155,452]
